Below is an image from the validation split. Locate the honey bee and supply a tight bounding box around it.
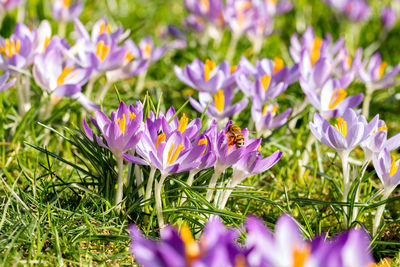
[226,124,245,148]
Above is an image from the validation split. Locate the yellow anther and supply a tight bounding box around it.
[334,117,347,137]
[262,104,278,116]
[125,49,134,62]
[116,114,127,136]
[198,138,208,156]
[266,0,278,4]
[292,245,311,267]
[390,155,399,177]
[347,56,352,68]
[378,125,388,132]
[44,37,51,51]
[234,254,246,267]
[200,0,210,11]
[167,143,185,165]
[57,65,75,86]
[214,89,225,113]
[177,114,188,133]
[1,38,21,58]
[378,62,387,79]
[156,133,166,148]
[99,21,111,35]
[273,57,284,74]
[204,59,216,81]
[261,74,271,91]
[328,88,347,110]
[96,41,110,61]
[310,37,322,66]
[143,44,152,59]
[180,225,200,264]
[230,65,237,74]
[62,0,70,8]
[129,112,136,120]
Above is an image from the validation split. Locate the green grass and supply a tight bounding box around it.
[1,0,400,265]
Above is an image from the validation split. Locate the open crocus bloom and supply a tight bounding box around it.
[309,108,378,158]
[83,101,143,158]
[246,214,374,267]
[184,0,224,26]
[190,86,248,120]
[357,49,400,90]
[0,72,16,92]
[302,78,363,118]
[290,26,344,65]
[160,107,202,141]
[130,217,245,267]
[175,58,239,93]
[0,23,35,71]
[33,45,97,110]
[373,148,400,194]
[223,0,256,36]
[251,99,292,136]
[129,36,168,63]
[51,0,83,22]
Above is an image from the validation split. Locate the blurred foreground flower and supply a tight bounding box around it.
[0,72,16,92]
[130,214,375,267]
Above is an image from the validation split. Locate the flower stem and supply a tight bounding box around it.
[352,160,369,221]
[135,69,148,94]
[206,168,223,202]
[218,180,233,210]
[362,85,374,118]
[16,76,26,115]
[58,21,67,38]
[115,156,125,213]
[341,152,350,227]
[145,167,156,201]
[373,191,391,236]
[96,81,112,103]
[154,173,168,228]
[226,33,240,63]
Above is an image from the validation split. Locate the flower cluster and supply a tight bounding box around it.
[0,15,169,114]
[84,101,282,226]
[175,56,298,137]
[321,0,371,22]
[183,0,293,55]
[130,214,375,267]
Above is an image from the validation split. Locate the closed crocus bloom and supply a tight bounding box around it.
[372,147,400,235]
[175,58,239,93]
[184,0,224,26]
[302,78,363,118]
[190,86,248,120]
[0,72,16,92]
[381,7,397,31]
[33,45,97,110]
[218,150,282,209]
[74,18,128,45]
[251,99,292,136]
[52,0,83,22]
[83,101,143,158]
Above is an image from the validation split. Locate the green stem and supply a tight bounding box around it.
[115,156,125,213]
[226,34,240,63]
[155,173,168,228]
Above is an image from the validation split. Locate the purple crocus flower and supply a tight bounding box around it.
[130,217,245,267]
[0,72,16,92]
[190,86,248,120]
[0,23,35,71]
[323,0,371,22]
[357,49,400,91]
[160,107,202,141]
[174,58,239,93]
[309,108,378,159]
[246,214,374,267]
[130,36,168,63]
[373,148,400,195]
[0,0,24,11]
[251,100,292,137]
[223,0,256,37]
[33,44,97,110]
[83,101,143,158]
[184,0,224,27]
[218,150,282,209]
[183,14,206,33]
[290,26,345,65]
[301,78,363,118]
[381,7,397,31]
[52,0,83,22]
